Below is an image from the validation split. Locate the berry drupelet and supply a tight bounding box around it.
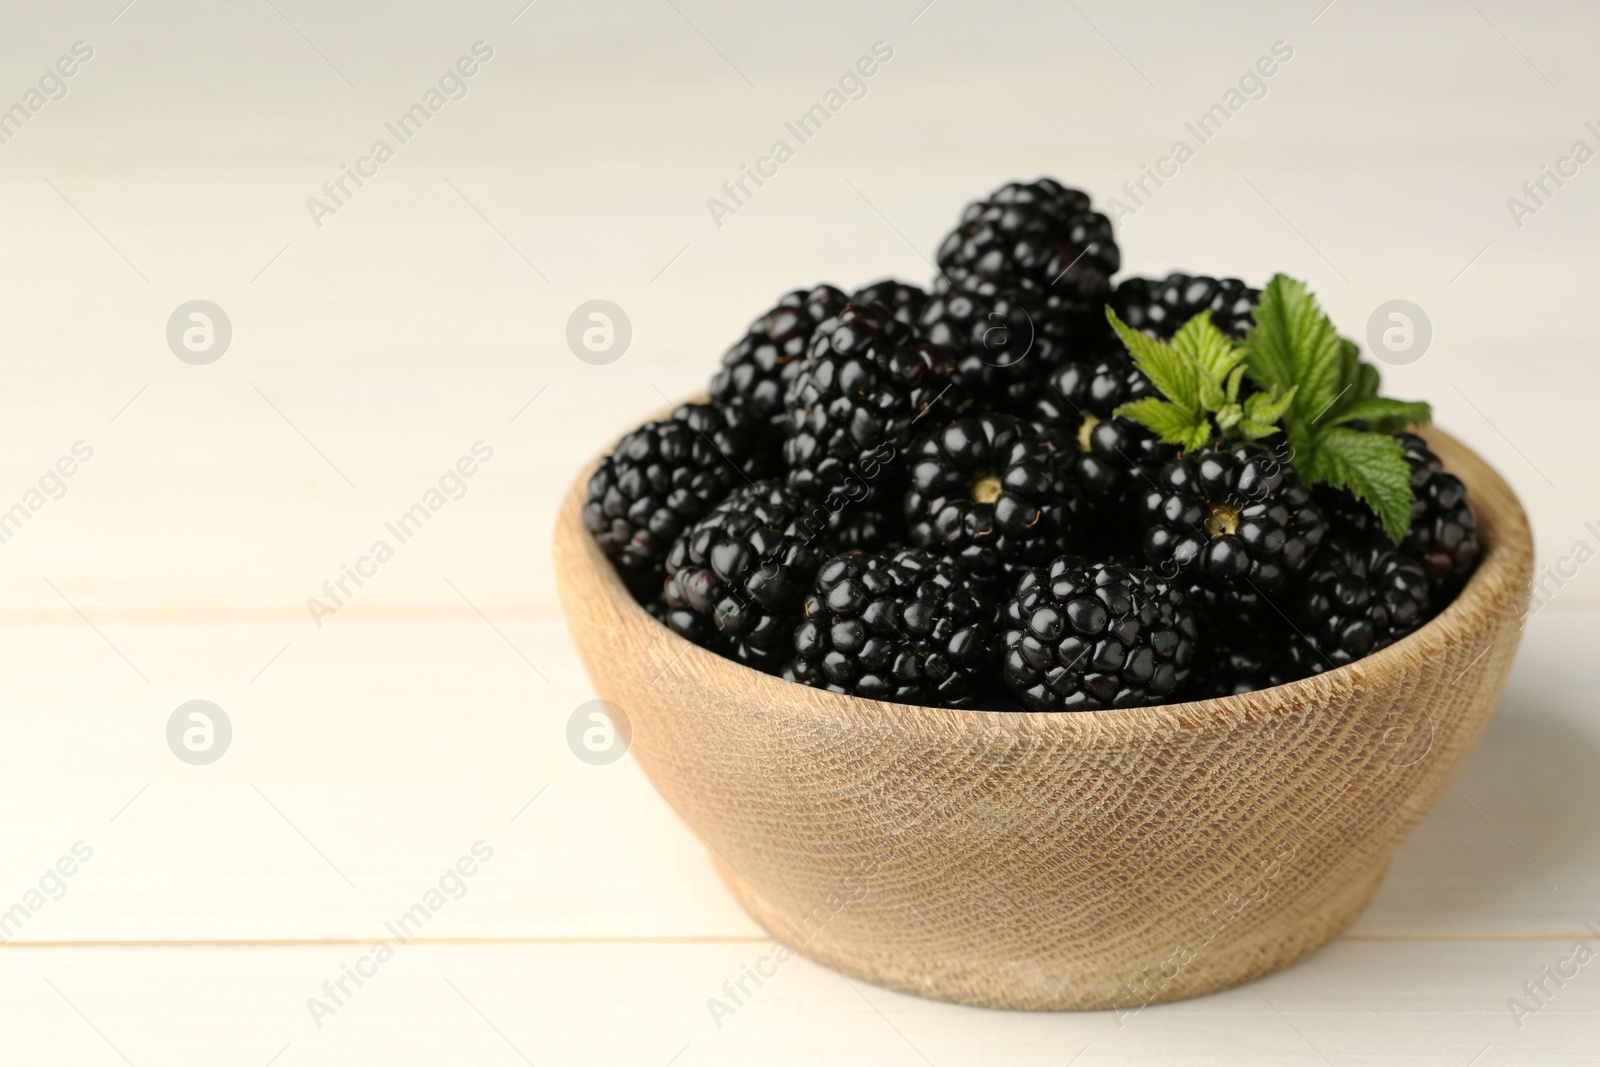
[661,480,826,671]
[904,413,1077,591]
[851,279,927,328]
[581,403,754,578]
[1292,535,1431,669]
[789,548,999,706]
[1112,272,1260,340]
[1139,441,1327,597]
[710,284,849,435]
[1002,556,1197,711]
[783,303,962,502]
[936,179,1119,304]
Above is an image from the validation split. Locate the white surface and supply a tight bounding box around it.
[1,0,1597,1063]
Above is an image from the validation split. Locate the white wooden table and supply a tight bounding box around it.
[1,1,1596,1062]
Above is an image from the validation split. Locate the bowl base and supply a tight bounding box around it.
[710,854,1390,1012]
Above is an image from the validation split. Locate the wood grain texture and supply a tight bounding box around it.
[554,426,1533,1012]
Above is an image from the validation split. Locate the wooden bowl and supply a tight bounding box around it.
[554,426,1532,1011]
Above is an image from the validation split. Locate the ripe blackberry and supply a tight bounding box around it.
[1292,536,1430,668]
[1112,273,1260,340]
[824,501,904,553]
[783,303,962,502]
[1002,556,1197,711]
[661,480,826,671]
[582,403,753,576]
[1139,442,1327,597]
[1397,433,1480,592]
[1033,351,1176,514]
[904,414,1077,590]
[790,549,999,706]
[936,180,1118,303]
[851,279,927,327]
[710,284,849,434]
[1185,594,1309,697]
[1315,434,1480,598]
[1191,635,1307,698]
[917,274,1085,413]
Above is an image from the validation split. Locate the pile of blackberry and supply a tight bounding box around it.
[582,178,1482,710]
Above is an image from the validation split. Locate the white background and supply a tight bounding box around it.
[0,0,1596,1063]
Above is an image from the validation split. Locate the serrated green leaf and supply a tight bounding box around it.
[1354,359,1382,402]
[1243,275,1346,427]
[1242,383,1298,427]
[1112,397,1208,447]
[1197,368,1227,413]
[1331,396,1432,432]
[1224,365,1246,403]
[1295,334,1347,428]
[1283,419,1316,477]
[1184,424,1214,453]
[1107,309,1200,415]
[1240,275,1301,392]
[1172,312,1243,382]
[1316,340,1364,425]
[1310,428,1415,542]
[1236,419,1281,441]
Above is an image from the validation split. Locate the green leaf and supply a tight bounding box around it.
[1353,359,1382,402]
[1308,428,1415,542]
[1293,335,1347,429]
[1107,309,1200,415]
[1330,396,1432,432]
[1171,312,1243,383]
[1236,419,1281,441]
[1283,420,1316,474]
[1243,383,1298,427]
[1113,397,1209,447]
[1239,275,1300,391]
[1224,365,1246,403]
[1197,368,1227,413]
[1242,275,1346,426]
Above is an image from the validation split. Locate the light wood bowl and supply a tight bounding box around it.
[554,426,1531,1011]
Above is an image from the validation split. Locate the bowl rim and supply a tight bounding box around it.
[559,413,1532,740]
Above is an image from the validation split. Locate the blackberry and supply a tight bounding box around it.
[1397,433,1480,592]
[1033,351,1176,517]
[824,501,905,553]
[1292,536,1430,669]
[661,480,827,670]
[1188,602,1309,698]
[783,303,962,502]
[917,273,1084,413]
[1112,272,1260,340]
[1139,441,1327,597]
[1002,556,1197,711]
[1315,434,1480,598]
[851,279,927,327]
[710,284,849,434]
[582,403,753,576]
[790,549,999,706]
[904,414,1076,590]
[936,180,1118,303]
[1191,636,1306,698]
